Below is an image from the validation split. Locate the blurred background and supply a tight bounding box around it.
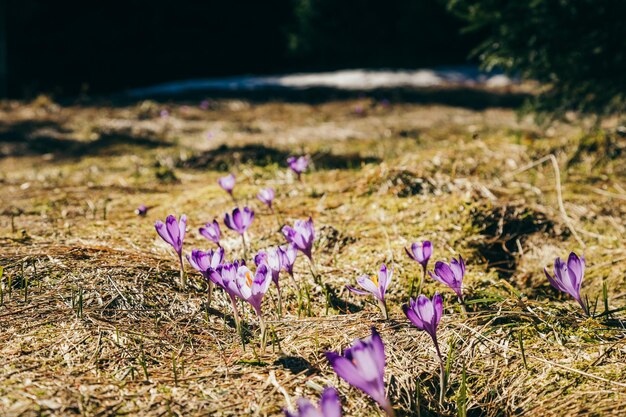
[1,0,480,97]
[1,0,625,115]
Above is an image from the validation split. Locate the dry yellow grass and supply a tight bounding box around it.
[1,94,625,416]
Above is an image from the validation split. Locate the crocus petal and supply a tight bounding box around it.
[432,292,443,326]
[403,303,425,330]
[356,275,379,297]
[165,215,181,251]
[378,264,392,295]
[545,267,566,293]
[346,285,370,296]
[319,387,342,417]
[232,208,243,230]
[178,214,187,244]
[369,327,386,377]
[325,353,372,396]
[567,252,584,291]
[155,221,174,246]
[422,241,433,261]
[224,213,233,230]
[294,399,320,417]
[416,294,435,324]
[351,344,380,381]
[432,262,455,286]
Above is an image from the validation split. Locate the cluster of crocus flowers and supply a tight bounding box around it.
[544,252,588,315]
[210,260,272,343]
[403,292,446,404]
[326,327,394,416]
[199,219,221,247]
[284,387,342,417]
[429,256,465,304]
[405,240,432,296]
[347,264,393,319]
[287,156,310,181]
[155,214,187,287]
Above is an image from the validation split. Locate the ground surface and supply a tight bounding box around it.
[1,90,625,416]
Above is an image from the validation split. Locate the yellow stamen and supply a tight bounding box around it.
[246,271,253,287]
[371,274,379,286]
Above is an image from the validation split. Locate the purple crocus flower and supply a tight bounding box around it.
[218,174,236,195]
[282,217,315,260]
[403,292,446,404]
[257,187,275,210]
[287,156,310,180]
[155,214,186,255]
[237,264,272,318]
[135,204,148,216]
[285,387,342,417]
[187,247,224,276]
[325,328,392,415]
[429,256,465,303]
[209,260,245,330]
[187,247,224,305]
[255,248,284,315]
[403,293,444,359]
[199,219,221,246]
[347,264,393,319]
[405,241,432,269]
[406,240,432,297]
[278,244,298,276]
[544,252,588,315]
[255,248,282,287]
[224,207,254,235]
[209,261,243,295]
[154,214,187,287]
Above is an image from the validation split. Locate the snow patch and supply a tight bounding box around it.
[126,67,516,97]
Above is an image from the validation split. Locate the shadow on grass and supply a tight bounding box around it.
[274,355,317,376]
[181,143,381,172]
[326,284,364,314]
[0,119,171,158]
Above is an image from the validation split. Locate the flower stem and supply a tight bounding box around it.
[207,280,213,308]
[382,400,396,417]
[276,282,283,318]
[308,257,321,286]
[459,296,468,318]
[379,299,389,319]
[178,253,186,289]
[417,266,427,297]
[433,337,446,406]
[580,298,590,317]
[241,233,247,260]
[258,313,267,350]
[229,295,245,348]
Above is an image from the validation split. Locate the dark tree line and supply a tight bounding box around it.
[448,0,626,116]
[4,0,475,96]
